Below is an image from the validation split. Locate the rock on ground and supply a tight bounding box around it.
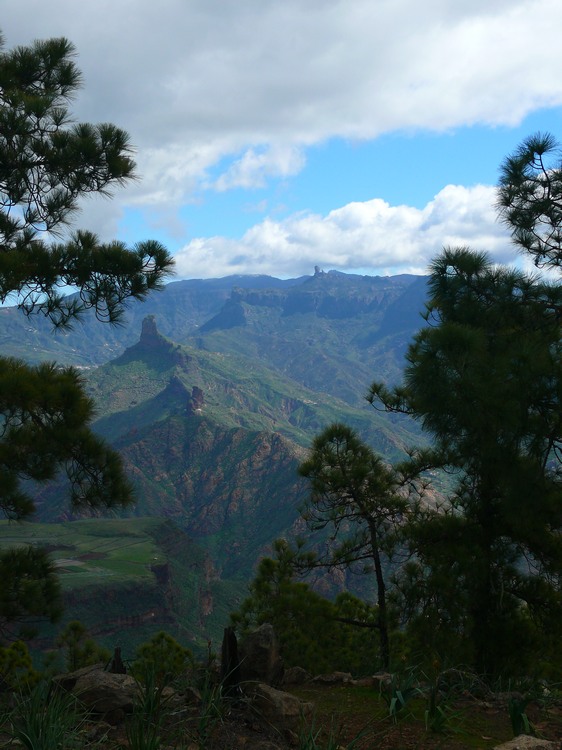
[493,735,560,750]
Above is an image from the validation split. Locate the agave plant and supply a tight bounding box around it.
[7,681,84,750]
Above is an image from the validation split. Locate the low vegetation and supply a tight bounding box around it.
[0,632,561,749]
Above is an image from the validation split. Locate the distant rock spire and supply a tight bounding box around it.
[140,315,160,345]
[114,315,191,370]
[190,386,205,413]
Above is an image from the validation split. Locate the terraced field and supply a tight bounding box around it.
[0,518,163,588]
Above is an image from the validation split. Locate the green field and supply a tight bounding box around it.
[0,517,247,657]
[0,517,164,589]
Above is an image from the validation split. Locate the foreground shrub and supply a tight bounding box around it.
[0,641,40,690]
[132,631,193,683]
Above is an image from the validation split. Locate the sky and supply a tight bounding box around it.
[4,0,562,280]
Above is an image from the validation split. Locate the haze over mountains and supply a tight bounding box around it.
[1,270,430,649]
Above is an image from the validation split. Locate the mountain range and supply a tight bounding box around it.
[1,269,430,652]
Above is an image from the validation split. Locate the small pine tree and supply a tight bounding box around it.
[132,631,193,683]
[56,620,110,672]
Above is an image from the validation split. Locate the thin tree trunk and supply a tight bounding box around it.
[368,518,390,670]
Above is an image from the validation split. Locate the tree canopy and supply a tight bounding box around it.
[0,33,173,328]
[0,30,174,640]
[298,423,409,669]
[231,539,382,675]
[369,246,562,676]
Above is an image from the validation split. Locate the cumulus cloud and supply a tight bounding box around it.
[173,184,512,278]
[212,145,306,191]
[3,0,562,211]
[3,0,561,275]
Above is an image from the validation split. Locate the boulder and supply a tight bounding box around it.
[66,666,138,715]
[239,623,284,686]
[312,671,353,685]
[493,736,559,750]
[53,663,105,693]
[246,682,313,732]
[282,666,311,686]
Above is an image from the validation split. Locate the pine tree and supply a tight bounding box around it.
[231,539,381,675]
[0,31,174,638]
[498,132,562,271]
[0,34,172,327]
[369,248,562,676]
[298,424,409,670]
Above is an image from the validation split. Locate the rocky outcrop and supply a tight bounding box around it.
[187,385,205,414]
[55,663,310,749]
[245,683,313,733]
[239,623,284,687]
[312,671,353,685]
[281,666,311,686]
[116,315,190,369]
[140,315,163,346]
[54,664,137,720]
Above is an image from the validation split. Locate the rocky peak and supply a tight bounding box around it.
[117,316,191,370]
[189,385,205,414]
[140,315,163,346]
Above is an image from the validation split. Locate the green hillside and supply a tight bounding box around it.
[88,316,417,455]
[0,517,245,656]
[1,271,430,651]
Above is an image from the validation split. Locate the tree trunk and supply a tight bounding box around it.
[368,519,390,670]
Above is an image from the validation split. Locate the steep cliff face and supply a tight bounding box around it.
[116,414,308,577]
[17,517,235,655]
[201,272,419,325]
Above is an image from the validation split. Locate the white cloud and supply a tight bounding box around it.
[3,0,562,214]
[212,145,306,191]
[173,184,512,278]
[3,0,562,278]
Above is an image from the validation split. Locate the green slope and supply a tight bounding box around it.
[88,316,419,456]
[0,517,245,656]
[1,271,431,653]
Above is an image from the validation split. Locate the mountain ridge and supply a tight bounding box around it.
[0,271,425,375]
[3,270,430,648]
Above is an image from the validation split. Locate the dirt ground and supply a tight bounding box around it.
[289,683,562,750]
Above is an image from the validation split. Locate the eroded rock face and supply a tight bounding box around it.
[239,623,284,687]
